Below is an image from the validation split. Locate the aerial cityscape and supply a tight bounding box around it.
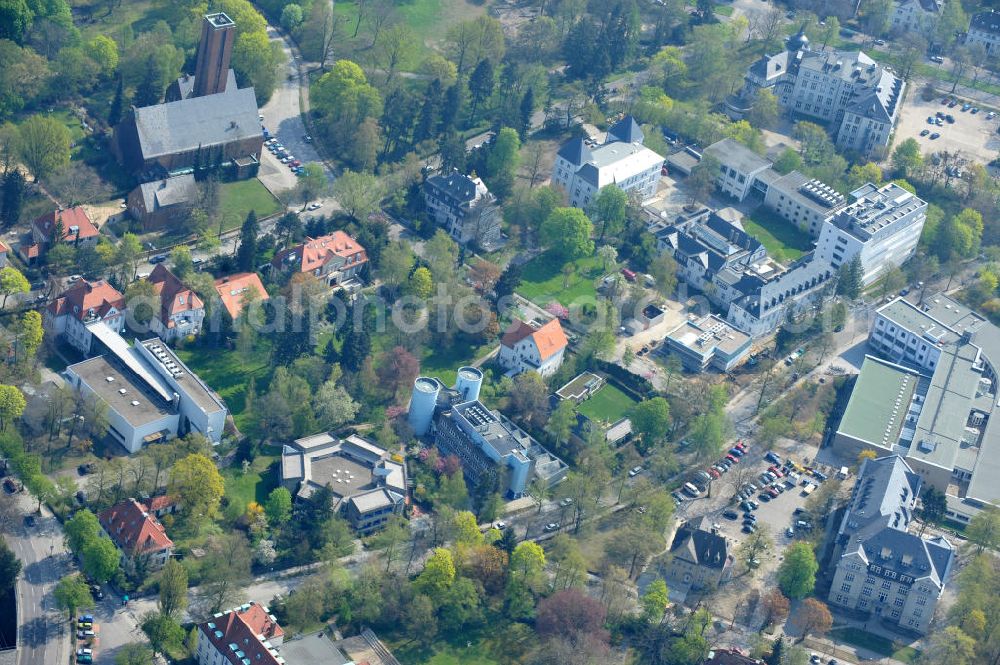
[0,0,1000,664]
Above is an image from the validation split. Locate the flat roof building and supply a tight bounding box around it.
[280,433,406,534]
[835,294,1000,523]
[664,314,752,372]
[64,323,227,453]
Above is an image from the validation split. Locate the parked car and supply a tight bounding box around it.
[543,523,560,532]
[23,515,35,527]
[920,129,930,137]
[786,526,795,537]
[307,202,323,211]
[725,454,738,464]
[723,509,739,519]
[671,491,685,503]
[559,498,574,508]
[628,466,643,477]
[90,584,104,600]
[742,524,756,534]
[931,55,945,64]
[707,468,721,479]
[926,116,935,124]
[946,114,955,123]
[765,451,782,464]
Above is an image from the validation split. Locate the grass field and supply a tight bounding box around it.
[389,632,506,665]
[517,253,603,308]
[221,455,279,510]
[175,341,273,432]
[743,208,814,261]
[219,180,282,229]
[333,0,486,66]
[578,383,637,423]
[827,627,920,663]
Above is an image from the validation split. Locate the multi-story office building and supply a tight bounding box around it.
[703,139,772,202]
[828,455,953,634]
[664,314,753,372]
[814,183,927,285]
[834,294,1000,524]
[551,116,664,208]
[728,32,904,157]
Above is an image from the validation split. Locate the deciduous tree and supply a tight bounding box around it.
[797,598,832,642]
[18,115,70,181]
[540,208,594,260]
[168,453,224,522]
[778,542,818,599]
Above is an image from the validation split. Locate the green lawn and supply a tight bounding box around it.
[578,383,637,423]
[828,627,920,664]
[219,180,282,229]
[517,252,604,308]
[175,341,273,432]
[221,455,279,510]
[743,208,814,262]
[333,0,486,66]
[389,633,505,665]
[421,340,491,387]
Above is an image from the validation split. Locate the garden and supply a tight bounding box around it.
[743,208,815,262]
[577,383,638,424]
[516,252,603,308]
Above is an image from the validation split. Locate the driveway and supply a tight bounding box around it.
[258,26,327,196]
[5,492,73,665]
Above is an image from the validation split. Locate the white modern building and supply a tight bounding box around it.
[828,455,953,635]
[64,323,227,453]
[498,317,568,377]
[814,182,927,285]
[729,32,904,157]
[664,314,753,372]
[551,116,664,208]
[834,293,1000,525]
[703,138,772,202]
[763,170,846,237]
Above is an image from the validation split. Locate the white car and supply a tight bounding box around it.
[307,202,323,211]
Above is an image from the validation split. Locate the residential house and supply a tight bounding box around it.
[45,279,126,354]
[664,517,732,595]
[423,171,502,249]
[728,32,904,157]
[98,498,174,571]
[966,9,1000,54]
[828,455,953,634]
[126,174,198,230]
[551,115,664,208]
[271,230,368,287]
[194,601,284,665]
[892,0,942,37]
[498,318,568,377]
[20,206,101,264]
[213,272,269,320]
[146,264,205,343]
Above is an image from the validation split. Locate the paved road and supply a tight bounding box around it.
[258,26,327,197]
[5,492,72,665]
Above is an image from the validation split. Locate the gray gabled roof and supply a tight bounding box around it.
[607,115,644,144]
[557,138,592,166]
[138,174,198,211]
[132,84,260,160]
[670,517,728,569]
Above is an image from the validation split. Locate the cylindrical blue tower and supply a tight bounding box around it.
[408,377,440,436]
[455,366,484,403]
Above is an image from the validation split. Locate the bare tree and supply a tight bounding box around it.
[367,0,396,48]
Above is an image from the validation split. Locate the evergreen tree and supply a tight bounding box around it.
[108,77,125,126]
[1,170,26,227]
[341,327,371,372]
[414,79,443,145]
[468,59,495,120]
[134,56,163,108]
[324,338,340,365]
[236,211,259,272]
[493,262,522,307]
[440,84,463,134]
[519,88,534,140]
[837,255,863,300]
[765,636,783,665]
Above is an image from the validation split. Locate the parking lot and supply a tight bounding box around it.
[896,93,1000,165]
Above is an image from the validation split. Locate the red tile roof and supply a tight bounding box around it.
[143,495,177,513]
[198,602,284,665]
[98,498,174,556]
[0,240,9,254]
[32,206,100,243]
[501,318,568,361]
[213,272,269,320]
[272,231,367,274]
[47,279,125,322]
[147,264,204,328]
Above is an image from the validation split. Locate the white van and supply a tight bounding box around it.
[683,482,701,497]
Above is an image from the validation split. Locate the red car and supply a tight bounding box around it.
[707,468,721,479]
[291,159,302,168]
[725,454,738,464]
[767,487,780,498]
[735,441,747,451]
